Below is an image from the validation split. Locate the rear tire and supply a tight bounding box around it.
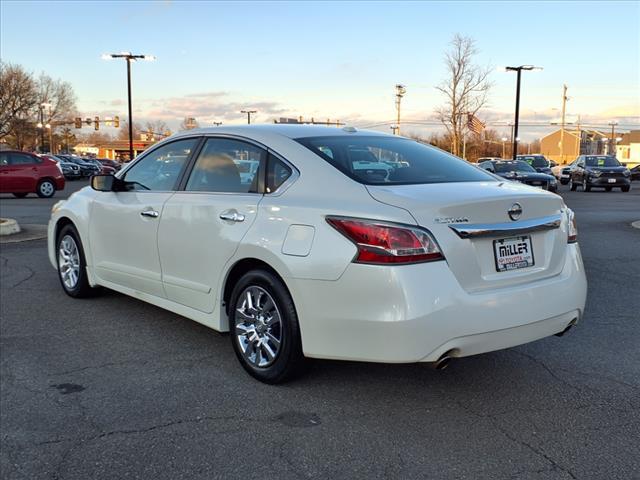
[56,224,99,298]
[36,179,56,198]
[569,178,577,191]
[621,186,630,192]
[582,179,591,192]
[229,269,305,384]
[12,192,28,198]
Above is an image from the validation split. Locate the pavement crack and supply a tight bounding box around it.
[5,265,36,289]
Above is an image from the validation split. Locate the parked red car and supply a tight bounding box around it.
[0,150,65,198]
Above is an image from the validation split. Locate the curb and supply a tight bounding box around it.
[0,224,47,243]
[0,218,21,236]
[632,221,640,230]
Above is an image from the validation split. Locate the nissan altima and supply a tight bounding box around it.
[48,125,587,383]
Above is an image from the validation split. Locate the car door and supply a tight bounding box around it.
[157,137,267,313]
[89,137,200,298]
[2,152,40,191]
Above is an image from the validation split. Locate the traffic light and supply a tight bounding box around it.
[114,116,120,128]
[74,117,82,129]
[94,116,99,130]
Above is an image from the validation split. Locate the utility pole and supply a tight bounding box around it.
[241,110,257,124]
[560,84,568,164]
[394,84,406,135]
[608,121,618,155]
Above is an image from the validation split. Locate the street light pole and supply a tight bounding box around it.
[503,65,543,160]
[241,110,257,124]
[102,52,155,161]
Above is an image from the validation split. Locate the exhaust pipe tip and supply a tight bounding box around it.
[555,318,578,337]
[435,357,452,370]
[432,349,458,370]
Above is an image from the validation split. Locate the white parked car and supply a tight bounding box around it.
[48,125,587,383]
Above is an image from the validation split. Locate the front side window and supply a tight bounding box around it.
[123,138,198,191]
[296,136,494,185]
[10,153,39,165]
[185,138,264,193]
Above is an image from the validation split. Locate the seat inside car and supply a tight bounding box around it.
[188,152,242,192]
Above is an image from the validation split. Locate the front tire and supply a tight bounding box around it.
[56,224,99,298]
[569,178,577,191]
[229,269,305,383]
[582,178,591,192]
[36,179,56,198]
[621,186,630,192]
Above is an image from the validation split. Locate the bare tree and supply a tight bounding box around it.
[435,34,492,157]
[144,120,171,139]
[179,117,199,131]
[36,73,77,123]
[117,121,143,140]
[0,62,38,140]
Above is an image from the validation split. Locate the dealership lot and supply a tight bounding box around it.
[1,184,639,479]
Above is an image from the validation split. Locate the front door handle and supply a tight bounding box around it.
[140,209,159,218]
[219,210,245,222]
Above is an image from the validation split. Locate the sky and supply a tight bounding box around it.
[1,0,639,140]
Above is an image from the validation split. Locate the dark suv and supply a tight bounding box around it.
[568,155,631,192]
[516,155,555,176]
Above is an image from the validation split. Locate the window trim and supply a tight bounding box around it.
[116,136,203,193]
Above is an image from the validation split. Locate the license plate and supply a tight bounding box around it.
[608,178,616,183]
[561,174,569,178]
[494,236,534,272]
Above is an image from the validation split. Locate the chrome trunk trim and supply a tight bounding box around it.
[449,214,562,239]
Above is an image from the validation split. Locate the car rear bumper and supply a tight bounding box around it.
[290,244,587,363]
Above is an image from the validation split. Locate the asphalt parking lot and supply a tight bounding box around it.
[1,182,639,479]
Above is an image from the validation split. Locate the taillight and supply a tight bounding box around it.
[567,208,578,243]
[326,216,444,265]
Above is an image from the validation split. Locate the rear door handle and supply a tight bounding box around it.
[219,210,245,222]
[140,209,159,218]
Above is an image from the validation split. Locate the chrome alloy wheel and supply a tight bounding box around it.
[234,286,283,368]
[39,181,55,197]
[58,235,80,289]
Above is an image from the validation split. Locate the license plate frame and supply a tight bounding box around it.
[493,235,535,272]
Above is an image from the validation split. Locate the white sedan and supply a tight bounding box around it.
[48,125,587,383]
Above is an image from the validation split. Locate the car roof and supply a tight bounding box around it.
[171,124,389,141]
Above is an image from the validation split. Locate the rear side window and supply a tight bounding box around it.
[266,154,292,193]
[295,136,494,185]
[0,153,8,166]
[185,138,264,193]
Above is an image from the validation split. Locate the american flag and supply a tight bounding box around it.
[467,114,485,135]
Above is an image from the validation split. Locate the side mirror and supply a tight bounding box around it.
[621,162,627,167]
[91,174,115,192]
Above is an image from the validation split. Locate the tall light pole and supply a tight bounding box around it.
[501,65,542,160]
[394,84,406,135]
[559,85,569,164]
[241,110,257,124]
[102,52,155,161]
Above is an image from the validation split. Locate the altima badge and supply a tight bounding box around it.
[435,217,469,224]
[508,203,523,221]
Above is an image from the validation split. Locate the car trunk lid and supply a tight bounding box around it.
[366,181,568,292]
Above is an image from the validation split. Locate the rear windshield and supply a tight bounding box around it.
[585,156,620,167]
[518,155,548,168]
[295,136,494,185]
